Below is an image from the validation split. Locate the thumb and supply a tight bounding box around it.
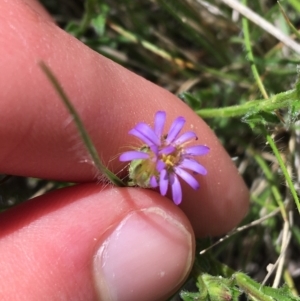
[0,184,194,301]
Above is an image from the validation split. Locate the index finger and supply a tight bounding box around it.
[0,0,249,237]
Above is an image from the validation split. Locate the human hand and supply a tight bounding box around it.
[0,1,249,300]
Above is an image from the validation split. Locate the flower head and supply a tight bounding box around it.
[119,111,209,205]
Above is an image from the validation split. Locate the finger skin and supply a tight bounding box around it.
[23,0,54,21]
[0,0,249,236]
[0,184,194,301]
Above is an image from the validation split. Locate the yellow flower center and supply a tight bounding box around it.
[161,146,182,170]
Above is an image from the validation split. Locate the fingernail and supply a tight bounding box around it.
[93,208,193,301]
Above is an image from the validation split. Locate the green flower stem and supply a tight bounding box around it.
[108,22,194,70]
[284,269,298,297]
[235,272,300,301]
[196,89,297,118]
[241,0,286,123]
[40,62,125,187]
[278,2,300,40]
[265,131,300,214]
[235,273,273,301]
[222,2,290,221]
[252,151,287,221]
[242,0,268,99]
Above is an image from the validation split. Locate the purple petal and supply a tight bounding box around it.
[119,151,149,162]
[184,145,210,156]
[150,176,158,188]
[159,169,169,196]
[154,111,166,137]
[166,116,186,143]
[174,131,197,145]
[169,173,182,205]
[150,144,159,156]
[135,123,160,145]
[129,128,155,146]
[180,158,207,175]
[159,145,176,155]
[174,167,200,190]
[156,160,166,172]
[129,122,160,146]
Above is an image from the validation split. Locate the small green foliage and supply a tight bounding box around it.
[197,274,240,301]
[179,92,202,111]
[242,111,281,129]
[65,0,110,39]
[180,291,202,301]
[178,251,300,301]
[181,263,300,301]
[128,146,153,188]
[235,273,300,301]
[90,4,109,36]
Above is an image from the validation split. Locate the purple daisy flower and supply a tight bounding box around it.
[119,111,209,205]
